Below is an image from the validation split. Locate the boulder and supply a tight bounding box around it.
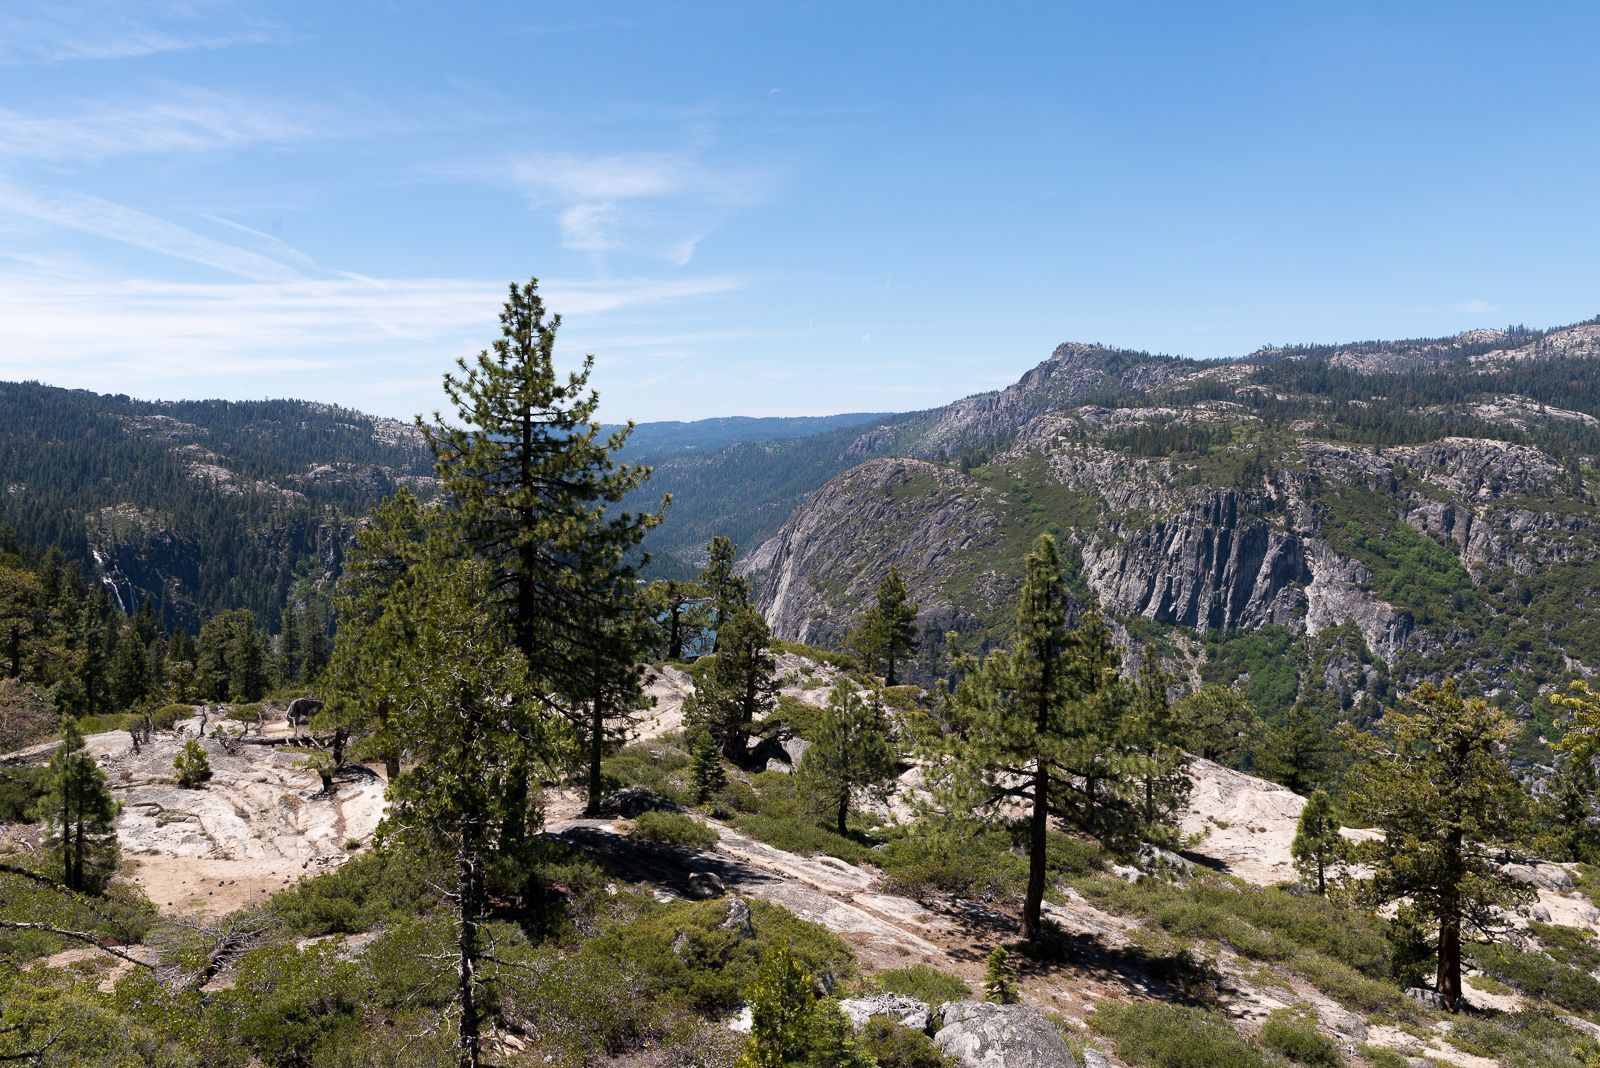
[1080,1051,1111,1068]
[934,1001,1079,1068]
[687,871,727,899]
[839,993,934,1034]
[1404,987,1448,1011]
[286,697,322,726]
[597,786,670,818]
[719,896,754,934]
[1502,861,1574,892]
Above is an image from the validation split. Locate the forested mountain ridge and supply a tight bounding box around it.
[0,381,437,631]
[730,317,1600,727]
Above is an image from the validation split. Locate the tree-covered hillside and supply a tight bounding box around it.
[0,382,436,631]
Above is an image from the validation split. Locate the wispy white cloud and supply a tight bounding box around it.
[0,89,309,161]
[0,272,746,391]
[1455,299,1500,315]
[0,182,302,281]
[0,2,274,65]
[508,149,769,263]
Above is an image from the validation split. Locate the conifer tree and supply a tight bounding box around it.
[419,279,661,839]
[645,578,708,661]
[418,278,660,694]
[298,606,329,682]
[983,946,1019,1004]
[1258,702,1338,794]
[377,555,571,1068]
[1175,683,1255,765]
[689,728,726,803]
[173,740,212,789]
[577,584,655,815]
[684,605,777,761]
[277,605,301,684]
[700,535,748,651]
[798,681,897,834]
[31,716,119,893]
[1346,682,1533,1012]
[1539,753,1600,863]
[322,488,435,780]
[1291,789,1341,894]
[109,625,151,709]
[1126,652,1191,834]
[737,944,870,1068]
[930,534,1137,941]
[847,566,919,685]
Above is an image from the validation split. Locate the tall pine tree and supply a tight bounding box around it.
[929,534,1137,940]
[419,279,662,832]
[846,566,919,686]
[32,717,119,893]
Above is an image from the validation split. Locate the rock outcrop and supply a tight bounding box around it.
[933,1001,1079,1068]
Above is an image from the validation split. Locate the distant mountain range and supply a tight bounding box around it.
[6,316,1600,740]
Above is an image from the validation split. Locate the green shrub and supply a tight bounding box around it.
[0,765,47,822]
[1092,1001,1269,1068]
[872,963,970,1007]
[227,703,264,722]
[601,737,695,805]
[877,827,1027,905]
[73,712,139,736]
[1357,1046,1411,1068]
[581,897,856,1015]
[1448,1011,1600,1068]
[858,1017,958,1067]
[717,769,873,864]
[1259,1008,1340,1067]
[214,941,363,1064]
[173,740,211,788]
[631,809,718,849]
[270,842,448,936]
[1529,921,1600,973]
[1467,942,1600,1012]
[150,703,193,732]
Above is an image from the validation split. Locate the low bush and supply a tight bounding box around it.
[717,769,873,864]
[872,963,970,1007]
[876,827,1028,905]
[1091,1001,1269,1068]
[1448,1011,1600,1068]
[1529,921,1600,973]
[0,764,47,821]
[1467,942,1600,1012]
[631,810,718,849]
[149,703,194,732]
[601,737,695,805]
[74,712,140,736]
[270,842,449,936]
[858,1017,958,1067]
[1259,1007,1340,1067]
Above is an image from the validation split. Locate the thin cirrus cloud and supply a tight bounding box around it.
[0,271,747,412]
[0,181,303,281]
[509,149,769,265]
[0,89,310,162]
[0,2,274,66]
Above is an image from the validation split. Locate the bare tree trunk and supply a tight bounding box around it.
[837,790,849,836]
[456,816,482,1068]
[585,698,605,816]
[1022,763,1048,941]
[1436,914,1461,1012]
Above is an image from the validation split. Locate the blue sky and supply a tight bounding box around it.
[1,2,1598,423]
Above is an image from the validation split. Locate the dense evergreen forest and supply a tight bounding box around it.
[0,382,434,631]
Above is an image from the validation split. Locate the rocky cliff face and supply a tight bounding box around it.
[739,317,1600,708]
[741,458,1002,646]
